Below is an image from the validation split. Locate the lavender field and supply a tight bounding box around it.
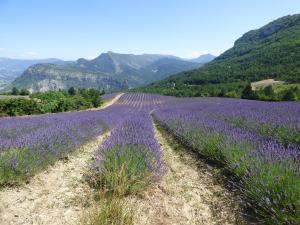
[0,93,299,224]
[153,97,300,224]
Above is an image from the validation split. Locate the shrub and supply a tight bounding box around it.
[0,98,43,116]
[263,85,274,97]
[241,84,256,99]
[11,87,19,95]
[0,88,105,117]
[68,87,76,95]
[282,89,297,101]
[19,89,30,96]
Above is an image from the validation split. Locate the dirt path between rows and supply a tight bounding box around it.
[0,134,108,225]
[0,94,124,225]
[128,124,245,225]
[101,93,124,108]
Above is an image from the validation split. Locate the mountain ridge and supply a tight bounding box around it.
[6,52,208,92]
[139,14,300,97]
[0,58,65,88]
[189,54,215,64]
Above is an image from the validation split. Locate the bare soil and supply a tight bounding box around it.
[128,124,245,225]
[251,79,285,90]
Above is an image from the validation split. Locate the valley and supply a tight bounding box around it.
[1,3,300,225]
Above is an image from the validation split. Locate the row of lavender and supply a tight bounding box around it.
[89,93,167,194]
[0,94,127,185]
[0,93,167,187]
[152,97,300,224]
[100,92,122,102]
[0,110,109,185]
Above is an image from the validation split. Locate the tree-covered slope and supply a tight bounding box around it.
[139,14,300,97]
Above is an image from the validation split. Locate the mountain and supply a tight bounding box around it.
[189,54,215,64]
[10,64,129,92]
[8,52,200,92]
[139,14,300,97]
[0,58,65,88]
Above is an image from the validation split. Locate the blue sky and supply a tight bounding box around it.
[0,0,299,60]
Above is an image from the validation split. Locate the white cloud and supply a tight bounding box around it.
[189,51,201,58]
[0,48,5,51]
[25,51,40,57]
[183,50,209,59]
[85,55,97,60]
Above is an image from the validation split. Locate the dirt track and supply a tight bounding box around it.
[128,125,244,225]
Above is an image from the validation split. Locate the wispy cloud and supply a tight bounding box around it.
[25,51,40,57]
[85,55,97,60]
[0,48,5,51]
[184,50,208,59]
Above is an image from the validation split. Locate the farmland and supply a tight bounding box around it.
[0,93,299,224]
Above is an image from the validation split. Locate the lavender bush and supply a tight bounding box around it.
[0,93,166,187]
[90,93,165,195]
[0,110,107,185]
[153,97,300,224]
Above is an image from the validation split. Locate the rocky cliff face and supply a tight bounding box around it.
[9,52,200,92]
[0,58,65,89]
[11,64,128,92]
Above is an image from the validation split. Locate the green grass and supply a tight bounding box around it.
[83,144,157,225]
[88,144,154,196]
[81,197,134,225]
[0,147,53,186]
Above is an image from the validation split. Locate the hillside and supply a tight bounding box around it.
[0,58,65,88]
[8,52,201,92]
[10,64,129,92]
[139,14,300,97]
[189,54,215,64]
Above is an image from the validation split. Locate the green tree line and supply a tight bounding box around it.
[0,87,105,116]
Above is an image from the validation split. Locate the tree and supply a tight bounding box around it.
[282,88,297,101]
[263,85,274,97]
[218,88,226,97]
[11,87,19,95]
[68,87,76,95]
[293,86,300,100]
[20,89,30,96]
[241,84,256,99]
